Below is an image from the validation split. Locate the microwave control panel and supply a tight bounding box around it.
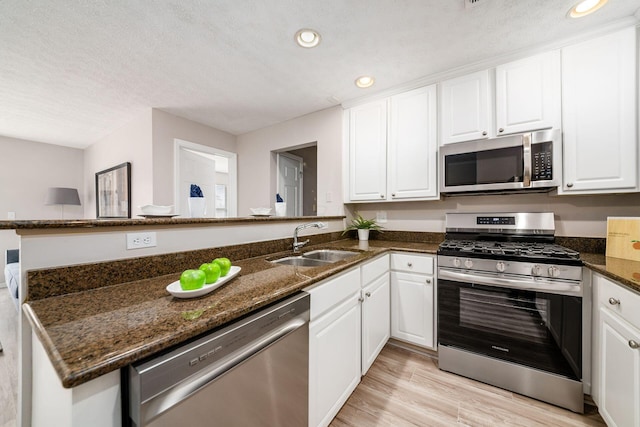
[531,141,553,181]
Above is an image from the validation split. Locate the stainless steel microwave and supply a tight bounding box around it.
[439,129,561,194]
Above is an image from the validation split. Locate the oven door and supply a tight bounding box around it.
[438,276,582,381]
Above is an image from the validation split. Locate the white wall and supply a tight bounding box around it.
[83,109,153,218]
[0,135,84,277]
[236,106,344,217]
[151,109,237,207]
[348,191,640,238]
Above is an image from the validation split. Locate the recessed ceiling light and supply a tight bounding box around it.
[355,76,375,88]
[568,0,608,18]
[295,29,321,48]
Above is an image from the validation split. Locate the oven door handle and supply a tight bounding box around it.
[438,268,582,296]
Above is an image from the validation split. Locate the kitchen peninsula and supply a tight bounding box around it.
[4,216,640,426]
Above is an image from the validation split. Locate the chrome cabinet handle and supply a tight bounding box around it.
[567,183,574,188]
[391,193,396,197]
[365,292,371,297]
[629,340,640,349]
[609,297,620,306]
[426,279,431,284]
[407,262,413,267]
[498,128,504,133]
[482,131,487,136]
[380,194,385,198]
[358,296,365,303]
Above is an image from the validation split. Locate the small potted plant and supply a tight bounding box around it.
[343,213,383,241]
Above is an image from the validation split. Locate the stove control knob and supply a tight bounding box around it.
[531,265,542,276]
[464,259,474,269]
[496,262,506,272]
[452,258,461,268]
[548,266,560,278]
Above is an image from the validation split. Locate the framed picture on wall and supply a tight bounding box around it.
[95,162,131,218]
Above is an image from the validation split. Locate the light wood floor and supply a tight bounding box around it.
[331,344,606,427]
[0,287,18,427]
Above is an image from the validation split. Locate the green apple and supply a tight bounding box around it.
[180,269,206,290]
[213,257,232,277]
[199,262,221,284]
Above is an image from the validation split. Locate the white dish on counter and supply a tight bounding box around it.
[250,207,272,216]
[140,205,174,215]
[166,266,241,299]
[139,214,179,219]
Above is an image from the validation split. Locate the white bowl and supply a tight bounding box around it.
[140,205,173,215]
[250,207,272,216]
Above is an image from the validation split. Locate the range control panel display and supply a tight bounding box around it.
[477,216,516,225]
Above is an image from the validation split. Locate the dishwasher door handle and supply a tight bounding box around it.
[140,316,307,424]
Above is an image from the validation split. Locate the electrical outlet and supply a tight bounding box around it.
[126,232,157,250]
[376,211,387,223]
[7,211,15,220]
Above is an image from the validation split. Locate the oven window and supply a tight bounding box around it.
[459,287,549,343]
[438,280,582,380]
[445,146,523,187]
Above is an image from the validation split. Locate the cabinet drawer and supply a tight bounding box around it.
[594,273,640,329]
[390,253,434,275]
[305,267,361,321]
[361,254,389,285]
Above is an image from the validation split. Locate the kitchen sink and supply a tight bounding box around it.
[270,256,332,267]
[270,249,359,267]
[302,249,359,262]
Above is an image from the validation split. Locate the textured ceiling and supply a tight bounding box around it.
[1,0,638,149]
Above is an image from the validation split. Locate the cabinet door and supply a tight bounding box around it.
[599,308,640,427]
[440,69,491,145]
[361,273,390,375]
[388,85,438,199]
[309,294,361,427]
[495,51,560,135]
[348,99,388,201]
[390,271,434,349]
[561,27,637,194]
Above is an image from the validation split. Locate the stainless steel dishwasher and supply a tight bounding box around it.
[128,292,310,427]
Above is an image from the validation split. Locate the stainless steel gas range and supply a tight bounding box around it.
[437,212,585,413]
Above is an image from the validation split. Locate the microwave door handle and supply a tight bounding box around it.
[522,133,532,187]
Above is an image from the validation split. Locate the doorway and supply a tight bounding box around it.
[275,144,317,216]
[174,139,237,218]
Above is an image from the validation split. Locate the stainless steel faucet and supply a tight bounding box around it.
[293,222,327,252]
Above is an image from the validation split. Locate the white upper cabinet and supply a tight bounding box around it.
[495,51,560,136]
[560,27,637,194]
[388,85,438,199]
[347,85,439,202]
[440,70,492,145]
[348,99,388,201]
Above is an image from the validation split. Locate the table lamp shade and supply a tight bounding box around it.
[45,188,81,206]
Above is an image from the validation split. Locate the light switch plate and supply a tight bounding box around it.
[126,232,157,249]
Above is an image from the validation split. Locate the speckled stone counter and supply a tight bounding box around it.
[0,215,344,230]
[23,238,439,388]
[23,231,640,390]
[581,253,640,294]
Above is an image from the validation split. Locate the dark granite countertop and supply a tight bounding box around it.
[23,239,439,388]
[581,252,640,294]
[23,233,640,390]
[0,215,344,230]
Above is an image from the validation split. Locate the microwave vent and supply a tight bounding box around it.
[465,0,483,9]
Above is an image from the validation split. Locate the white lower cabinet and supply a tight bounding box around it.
[361,255,390,375]
[390,253,436,349]
[307,268,362,427]
[592,273,640,427]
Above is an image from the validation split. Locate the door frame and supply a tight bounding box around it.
[276,152,304,216]
[174,139,238,217]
